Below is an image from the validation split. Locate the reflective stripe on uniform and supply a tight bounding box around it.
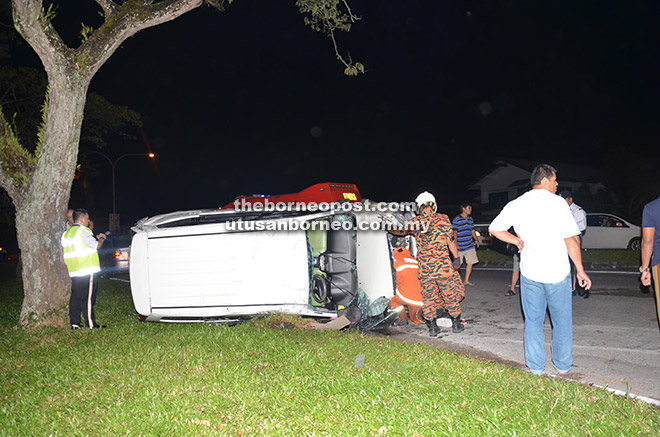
[395,288,423,306]
[63,248,97,259]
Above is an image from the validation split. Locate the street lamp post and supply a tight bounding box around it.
[85,151,155,230]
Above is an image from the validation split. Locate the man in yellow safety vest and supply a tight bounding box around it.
[61,209,106,329]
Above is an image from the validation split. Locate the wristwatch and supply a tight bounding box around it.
[639,266,650,273]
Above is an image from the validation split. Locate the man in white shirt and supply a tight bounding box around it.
[559,190,588,297]
[559,191,587,235]
[489,164,592,375]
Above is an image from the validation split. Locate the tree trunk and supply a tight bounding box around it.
[17,81,89,326]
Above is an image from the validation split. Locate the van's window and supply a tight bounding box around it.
[156,210,315,228]
[157,217,199,228]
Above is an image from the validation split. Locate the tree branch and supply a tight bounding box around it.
[78,0,204,78]
[341,0,357,22]
[296,0,364,75]
[11,0,74,79]
[94,0,117,19]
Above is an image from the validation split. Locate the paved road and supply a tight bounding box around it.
[381,268,660,405]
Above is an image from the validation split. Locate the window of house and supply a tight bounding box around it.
[488,192,509,208]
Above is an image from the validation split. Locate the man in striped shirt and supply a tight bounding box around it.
[452,203,480,285]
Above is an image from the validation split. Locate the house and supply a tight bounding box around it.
[469,158,605,216]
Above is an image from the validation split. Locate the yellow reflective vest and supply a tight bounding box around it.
[61,225,101,277]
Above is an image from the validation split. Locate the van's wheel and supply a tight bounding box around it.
[628,237,641,251]
[312,274,329,303]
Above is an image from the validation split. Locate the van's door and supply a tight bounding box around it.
[145,228,310,311]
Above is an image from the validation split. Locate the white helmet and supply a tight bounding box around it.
[415,191,437,212]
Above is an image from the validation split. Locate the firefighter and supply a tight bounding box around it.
[390,192,465,336]
[61,209,106,329]
[390,246,425,324]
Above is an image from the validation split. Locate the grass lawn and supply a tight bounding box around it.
[0,268,658,435]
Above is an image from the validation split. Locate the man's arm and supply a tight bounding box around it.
[471,229,480,248]
[96,233,107,250]
[641,227,655,286]
[565,235,592,289]
[82,228,104,250]
[489,230,523,253]
[448,238,459,258]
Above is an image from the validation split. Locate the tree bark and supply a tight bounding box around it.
[16,81,90,326]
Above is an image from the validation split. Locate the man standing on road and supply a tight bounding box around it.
[61,209,106,329]
[489,164,592,375]
[641,195,660,327]
[391,192,465,336]
[452,203,480,285]
[559,190,588,298]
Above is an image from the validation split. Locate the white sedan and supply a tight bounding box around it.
[582,213,641,250]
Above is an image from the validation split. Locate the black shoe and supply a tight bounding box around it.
[436,307,449,319]
[451,314,465,333]
[90,324,106,329]
[425,318,439,337]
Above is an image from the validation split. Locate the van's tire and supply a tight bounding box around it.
[312,274,329,303]
[628,237,642,251]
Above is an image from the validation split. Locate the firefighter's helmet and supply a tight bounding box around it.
[415,191,437,212]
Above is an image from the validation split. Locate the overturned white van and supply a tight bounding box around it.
[129,205,402,325]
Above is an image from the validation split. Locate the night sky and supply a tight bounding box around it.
[11,1,660,230]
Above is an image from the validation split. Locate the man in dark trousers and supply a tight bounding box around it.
[61,209,106,329]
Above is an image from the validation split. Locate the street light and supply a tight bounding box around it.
[85,151,156,213]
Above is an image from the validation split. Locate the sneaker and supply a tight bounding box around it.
[71,324,80,330]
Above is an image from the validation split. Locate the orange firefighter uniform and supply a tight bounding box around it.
[390,247,425,323]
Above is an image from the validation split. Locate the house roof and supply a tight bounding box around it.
[508,178,530,188]
[501,158,602,182]
[470,157,603,189]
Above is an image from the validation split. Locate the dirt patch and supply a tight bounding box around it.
[249,314,315,330]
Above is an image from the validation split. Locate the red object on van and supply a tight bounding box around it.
[222,182,362,209]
